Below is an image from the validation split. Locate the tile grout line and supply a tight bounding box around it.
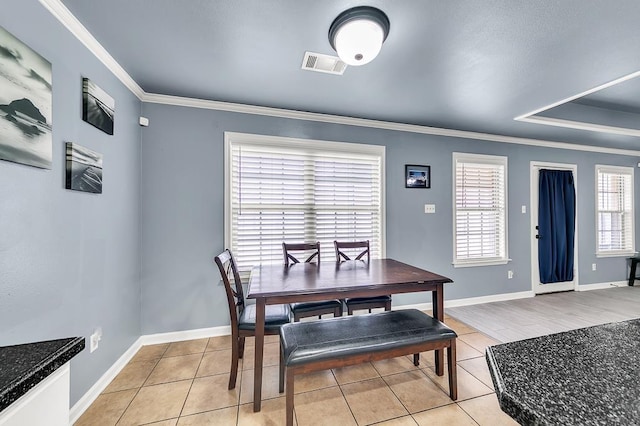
[236,349,242,426]
[334,375,361,426]
[176,347,208,421]
[113,343,169,425]
[378,373,416,422]
[455,394,488,426]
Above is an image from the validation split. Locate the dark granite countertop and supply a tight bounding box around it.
[0,337,85,413]
[486,319,640,425]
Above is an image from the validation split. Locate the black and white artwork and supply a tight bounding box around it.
[82,77,114,135]
[0,25,52,169]
[65,142,103,194]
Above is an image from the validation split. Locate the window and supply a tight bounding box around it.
[453,153,508,267]
[596,165,634,256]
[225,132,385,272]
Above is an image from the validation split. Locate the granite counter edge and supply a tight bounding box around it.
[0,337,85,413]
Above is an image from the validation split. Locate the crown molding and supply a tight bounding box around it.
[40,0,640,157]
[515,70,640,120]
[38,0,144,99]
[144,93,640,156]
[519,115,640,138]
[515,69,640,139]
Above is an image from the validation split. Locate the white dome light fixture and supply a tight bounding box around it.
[328,6,390,67]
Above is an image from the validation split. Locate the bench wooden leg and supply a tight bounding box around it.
[285,369,295,426]
[447,339,457,400]
[413,353,420,366]
[434,349,443,376]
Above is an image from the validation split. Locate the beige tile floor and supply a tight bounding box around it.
[75,314,518,425]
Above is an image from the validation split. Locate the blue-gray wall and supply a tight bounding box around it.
[4,0,640,410]
[140,102,640,335]
[0,0,141,406]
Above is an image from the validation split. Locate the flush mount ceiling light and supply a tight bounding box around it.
[328,6,390,67]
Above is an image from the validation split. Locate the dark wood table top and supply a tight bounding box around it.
[247,258,453,300]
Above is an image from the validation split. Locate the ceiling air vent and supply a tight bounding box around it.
[301,51,347,75]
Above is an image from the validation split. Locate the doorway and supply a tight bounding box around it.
[530,162,578,294]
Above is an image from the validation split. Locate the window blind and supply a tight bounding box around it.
[227,135,384,272]
[596,166,634,255]
[453,153,507,265]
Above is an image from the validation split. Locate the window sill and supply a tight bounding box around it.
[596,251,637,259]
[452,259,511,268]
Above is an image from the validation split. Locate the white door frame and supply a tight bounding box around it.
[530,161,579,294]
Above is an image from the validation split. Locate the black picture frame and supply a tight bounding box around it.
[82,77,114,135]
[405,164,430,188]
[65,142,103,194]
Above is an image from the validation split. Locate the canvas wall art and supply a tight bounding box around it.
[65,142,103,194]
[0,25,52,169]
[82,77,114,135]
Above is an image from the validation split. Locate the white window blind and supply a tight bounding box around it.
[453,153,508,266]
[596,165,634,256]
[225,133,384,272]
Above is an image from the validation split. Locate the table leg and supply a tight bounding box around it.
[432,285,444,376]
[253,298,265,412]
[629,258,638,286]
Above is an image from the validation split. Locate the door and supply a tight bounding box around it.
[530,162,578,294]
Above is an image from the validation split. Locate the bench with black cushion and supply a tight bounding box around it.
[279,309,457,426]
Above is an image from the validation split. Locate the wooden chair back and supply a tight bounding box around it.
[334,240,370,262]
[282,242,320,266]
[214,249,245,330]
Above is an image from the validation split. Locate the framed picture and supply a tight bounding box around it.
[0,25,52,169]
[65,142,103,194]
[405,164,430,188]
[82,77,114,135]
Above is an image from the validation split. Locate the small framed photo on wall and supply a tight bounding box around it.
[405,164,430,188]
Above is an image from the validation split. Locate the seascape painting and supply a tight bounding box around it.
[0,25,52,169]
[82,77,114,135]
[65,142,103,194]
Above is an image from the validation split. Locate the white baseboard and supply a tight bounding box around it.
[577,281,627,291]
[69,338,142,424]
[70,325,230,423]
[446,290,535,308]
[395,290,535,312]
[139,325,231,346]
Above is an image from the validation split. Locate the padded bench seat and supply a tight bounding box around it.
[279,309,457,425]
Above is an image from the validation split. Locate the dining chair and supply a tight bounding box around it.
[334,240,392,314]
[214,249,291,390]
[282,242,343,321]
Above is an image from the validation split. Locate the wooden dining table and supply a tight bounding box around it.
[246,258,453,412]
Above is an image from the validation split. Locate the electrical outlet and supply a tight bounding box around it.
[521,205,526,214]
[507,270,514,279]
[90,327,102,353]
[592,263,597,271]
[424,204,436,214]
